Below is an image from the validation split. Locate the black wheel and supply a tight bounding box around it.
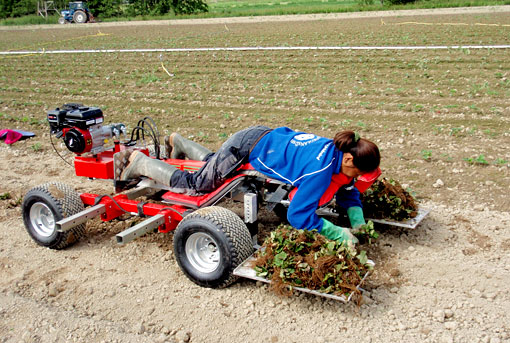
[173,206,253,288]
[58,17,66,24]
[22,182,85,250]
[73,10,87,23]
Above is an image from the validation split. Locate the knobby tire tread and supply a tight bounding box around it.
[181,206,253,288]
[26,182,85,249]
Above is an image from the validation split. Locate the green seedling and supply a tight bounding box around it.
[493,158,509,166]
[464,154,489,165]
[0,192,11,200]
[31,143,42,152]
[420,149,432,161]
[449,127,463,136]
[412,104,424,112]
[483,129,497,138]
[139,73,161,84]
[432,125,444,135]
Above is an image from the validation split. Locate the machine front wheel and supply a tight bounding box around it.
[58,17,66,24]
[22,182,85,249]
[173,206,253,288]
[73,10,87,23]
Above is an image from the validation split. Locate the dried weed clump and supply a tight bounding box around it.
[253,225,372,298]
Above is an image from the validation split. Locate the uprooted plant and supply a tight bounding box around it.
[252,225,373,299]
[361,178,418,221]
[354,220,379,244]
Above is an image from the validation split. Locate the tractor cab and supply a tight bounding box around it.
[69,1,87,10]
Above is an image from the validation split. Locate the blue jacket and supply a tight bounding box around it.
[248,127,361,231]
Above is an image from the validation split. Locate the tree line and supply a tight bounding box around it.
[0,0,209,19]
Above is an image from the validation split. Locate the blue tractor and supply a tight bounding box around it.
[58,1,95,24]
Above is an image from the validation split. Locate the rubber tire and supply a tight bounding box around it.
[58,17,66,25]
[73,10,87,24]
[173,206,253,288]
[22,182,85,250]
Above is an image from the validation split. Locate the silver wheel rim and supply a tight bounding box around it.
[30,202,55,237]
[185,232,220,273]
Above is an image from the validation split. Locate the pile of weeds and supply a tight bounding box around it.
[253,225,372,299]
[361,178,418,221]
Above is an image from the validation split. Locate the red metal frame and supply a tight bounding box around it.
[74,144,205,180]
[75,151,116,179]
[80,193,187,233]
[72,148,259,234]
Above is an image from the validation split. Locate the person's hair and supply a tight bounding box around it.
[333,130,380,172]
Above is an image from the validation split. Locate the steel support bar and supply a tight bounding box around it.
[77,193,184,233]
[116,214,165,245]
[56,204,106,232]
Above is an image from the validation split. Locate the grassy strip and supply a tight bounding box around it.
[1,0,509,26]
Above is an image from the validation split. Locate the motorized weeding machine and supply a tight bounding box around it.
[22,103,295,289]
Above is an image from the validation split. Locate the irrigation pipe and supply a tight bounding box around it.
[1,45,510,55]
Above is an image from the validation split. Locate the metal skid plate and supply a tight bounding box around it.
[367,207,430,229]
[234,251,374,302]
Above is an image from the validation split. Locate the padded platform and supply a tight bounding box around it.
[160,162,261,209]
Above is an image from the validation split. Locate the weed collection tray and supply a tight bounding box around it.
[316,206,430,230]
[234,252,374,302]
[367,207,430,229]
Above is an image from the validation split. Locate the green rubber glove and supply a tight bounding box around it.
[347,206,366,229]
[321,219,359,244]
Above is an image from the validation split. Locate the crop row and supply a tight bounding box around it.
[1,13,510,51]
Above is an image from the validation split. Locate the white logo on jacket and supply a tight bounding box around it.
[291,134,319,147]
[294,134,315,141]
[316,143,330,161]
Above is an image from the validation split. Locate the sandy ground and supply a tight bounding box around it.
[1,130,509,343]
[1,6,510,343]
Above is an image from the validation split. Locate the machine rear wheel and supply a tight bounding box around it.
[173,206,253,288]
[73,10,87,23]
[22,182,85,249]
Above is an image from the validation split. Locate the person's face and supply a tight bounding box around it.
[341,153,363,178]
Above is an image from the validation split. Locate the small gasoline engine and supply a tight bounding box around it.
[47,103,126,155]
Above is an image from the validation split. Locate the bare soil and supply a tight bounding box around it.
[1,7,510,343]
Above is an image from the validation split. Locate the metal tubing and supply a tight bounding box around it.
[116,214,165,245]
[56,204,106,232]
